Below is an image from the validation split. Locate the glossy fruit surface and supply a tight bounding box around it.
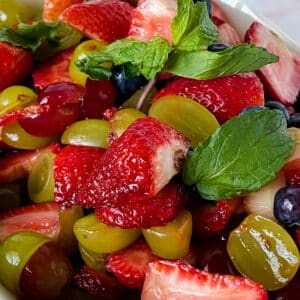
[149,95,220,148]
[0,86,37,116]
[274,186,300,227]
[69,40,108,86]
[110,108,146,138]
[0,231,51,294]
[227,214,300,290]
[61,119,110,148]
[142,210,192,259]
[1,121,55,150]
[28,152,56,203]
[73,213,141,253]
[79,243,107,272]
[20,242,72,300]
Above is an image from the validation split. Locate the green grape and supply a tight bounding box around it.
[35,23,82,61]
[149,95,220,148]
[0,231,51,294]
[1,121,55,150]
[227,214,300,291]
[0,86,37,116]
[28,152,55,203]
[142,210,192,259]
[111,108,146,138]
[0,184,20,212]
[74,213,141,254]
[79,243,107,272]
[61,119,110,148]
[69,40,109,86]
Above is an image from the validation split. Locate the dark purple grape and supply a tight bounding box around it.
[274,186,300,227]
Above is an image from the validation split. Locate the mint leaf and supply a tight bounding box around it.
[0,21,60,52]
[166,44,279,79]
[171,0,218,51]
[77,36,173,80]
[183,109,294,200]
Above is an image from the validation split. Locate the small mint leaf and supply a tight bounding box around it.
[183,109,294,200]
[171,0,218,51]
[166,44,279,79]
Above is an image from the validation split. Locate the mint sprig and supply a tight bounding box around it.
[183,109,294,200]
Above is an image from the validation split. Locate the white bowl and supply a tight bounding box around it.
[1,0,299,299]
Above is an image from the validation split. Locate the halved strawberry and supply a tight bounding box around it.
[153,73,264,123]
[128,0,177,43]
[107,240,158,289]
[43,0,83,22]
[59,0,134,42]
[75,264,125,299]
[0,202,60,241]
[192,198,238,237]
[0,42,33,92]
[32,48,74,90]
[142,260,268,300]
[54,145,106,208]
[83,117,189,206]
[0,142,61,184]
[245,22,300,105]
[95,182,186,228]
[284,158,300,187]
[211,0,228,22]
[214,18,241,45]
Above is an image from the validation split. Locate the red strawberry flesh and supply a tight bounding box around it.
[59,0,134,42]
[142,260,268,300]
[245,21,300,105]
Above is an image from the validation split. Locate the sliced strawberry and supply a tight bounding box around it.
[0,202,60,241]
[128,0,177,43]
[284,158,300,187]
[107,240,158,289]
[0,142,61,184]
[153,73,264,123]
[54,145,106,208]
[75,264,125,299]
[95,182,185,228]
[211,0,228,22]
[245,22,300,105]
[83,117,189,206]
[215,20,241,45]
[32,48,74,90]
[59,0,134,42]
[142,260,268,300]
[192,198,238,237]
[43,0,83,22]
[0,42,33,92]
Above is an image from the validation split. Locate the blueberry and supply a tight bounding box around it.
[111,65,147,105]
[274,186,300,227]
[207,43,229,52]
[265,101,290,124]
[193,0,211,16]
[289,113,300,128]
[239,105,264,115]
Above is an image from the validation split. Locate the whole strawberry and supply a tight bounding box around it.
[153,73,264,123]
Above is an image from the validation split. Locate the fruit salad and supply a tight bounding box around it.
[0,0,300,299]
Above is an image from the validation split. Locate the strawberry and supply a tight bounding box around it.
[32,48,74,90]
[245,22,300,105]
[128,0,177,43]
[95,182,186,228]
[59,0,134,43]
[284,158,300,187]
[107,240,158,289]
[0,202,60,242]
[75,264,125,299]
[83,117,189,207]
[0,42,33,92]
[153,73,264,123]
[0,142,61,184]
[43,0,83,22]
[213,18,241,45]
[211,0,228,22]
[294,228,300,249]
[192,198,238,237]
[54,145,106,208]
[142,260,268,300]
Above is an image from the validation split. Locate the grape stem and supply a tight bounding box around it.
[136,78,157,110]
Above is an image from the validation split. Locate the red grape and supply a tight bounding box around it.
[80,79,116,119]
